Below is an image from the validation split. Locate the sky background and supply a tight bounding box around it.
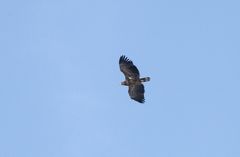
[0,0,240,157]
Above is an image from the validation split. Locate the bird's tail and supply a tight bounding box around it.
[140,77,150,82]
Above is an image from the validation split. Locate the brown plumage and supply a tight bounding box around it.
[119,55,150,103]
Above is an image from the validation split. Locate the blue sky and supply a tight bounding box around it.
[0,0,240,157]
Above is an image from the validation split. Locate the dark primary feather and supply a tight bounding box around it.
[128,84,145,103]
[119,55,140,79]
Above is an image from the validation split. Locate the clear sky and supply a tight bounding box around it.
[0,0,240,157]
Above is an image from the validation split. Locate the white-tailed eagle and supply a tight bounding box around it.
[119,55,150,103]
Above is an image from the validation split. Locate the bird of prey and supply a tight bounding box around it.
[119,55,150,103]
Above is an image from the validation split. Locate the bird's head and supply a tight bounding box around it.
[121,81,128,86]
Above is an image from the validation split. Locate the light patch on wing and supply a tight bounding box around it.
[128,77,134,80]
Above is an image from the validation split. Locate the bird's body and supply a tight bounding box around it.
[119,55,150,103]
[121,77,150,86]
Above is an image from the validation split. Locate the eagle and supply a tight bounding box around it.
[119,55,150,103]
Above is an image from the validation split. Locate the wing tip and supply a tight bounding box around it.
[133,98,145,103]
[119,55,133,64]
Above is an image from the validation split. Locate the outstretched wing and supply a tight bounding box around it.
[119,55,140,79]
[128,84,145,103]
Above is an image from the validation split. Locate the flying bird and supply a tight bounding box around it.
[119,55,150,103]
